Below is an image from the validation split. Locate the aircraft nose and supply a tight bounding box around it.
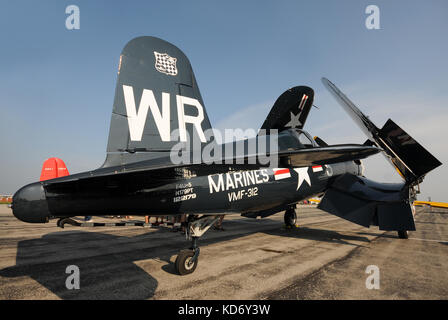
[12,182,51,223]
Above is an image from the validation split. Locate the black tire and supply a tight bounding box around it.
[175,249,198,275]
[398,231,409,239]
[284,209,297,227]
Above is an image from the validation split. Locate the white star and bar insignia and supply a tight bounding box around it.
[285,112,302,128]
[293,167,311,190]
[284,94,309,128]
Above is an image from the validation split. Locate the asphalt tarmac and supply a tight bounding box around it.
[0,204,446,299]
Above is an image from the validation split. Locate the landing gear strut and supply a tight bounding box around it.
[175,237,200,275]
[175,215,220,275]
[397,230,409,239]
[284,207,297,228]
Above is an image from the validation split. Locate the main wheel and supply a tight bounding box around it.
[397,231,409,239]
[284,209,297,228]
[175,249,198,275]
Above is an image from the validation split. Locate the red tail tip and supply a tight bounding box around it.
[39,157,70,181]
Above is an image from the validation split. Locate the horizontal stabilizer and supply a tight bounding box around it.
[318,173,416,231]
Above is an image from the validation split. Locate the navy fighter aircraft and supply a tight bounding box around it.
[12,37,441,275]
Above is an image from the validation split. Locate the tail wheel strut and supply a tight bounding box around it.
[397,231,409,239]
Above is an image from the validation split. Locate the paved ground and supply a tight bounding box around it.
[0,204,447,299]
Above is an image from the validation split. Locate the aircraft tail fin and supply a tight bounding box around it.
[322,77,442,185]
[103,36,213,167]
[260,86,314,134]
[40,157,70,181]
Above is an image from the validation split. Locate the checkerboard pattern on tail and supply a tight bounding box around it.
[154,51,178,76]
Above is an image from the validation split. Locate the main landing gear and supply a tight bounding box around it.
[284,207,298,228]
[175,215,220,275]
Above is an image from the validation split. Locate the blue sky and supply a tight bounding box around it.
[0,0,447,201]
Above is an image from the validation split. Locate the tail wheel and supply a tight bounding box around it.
[284,209,297,228]
[175,249,198,275]
[397,231,409,239]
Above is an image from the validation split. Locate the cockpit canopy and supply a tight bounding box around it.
[277,128,317,150]
[219,128,317,158]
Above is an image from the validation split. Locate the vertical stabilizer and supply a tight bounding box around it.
[104,36,213,167]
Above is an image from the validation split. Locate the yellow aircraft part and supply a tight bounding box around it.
[395,166,405,179]
[414,201,448,209]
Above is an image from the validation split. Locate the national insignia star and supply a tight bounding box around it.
[293,167,311,190]
[285,112,302,128]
